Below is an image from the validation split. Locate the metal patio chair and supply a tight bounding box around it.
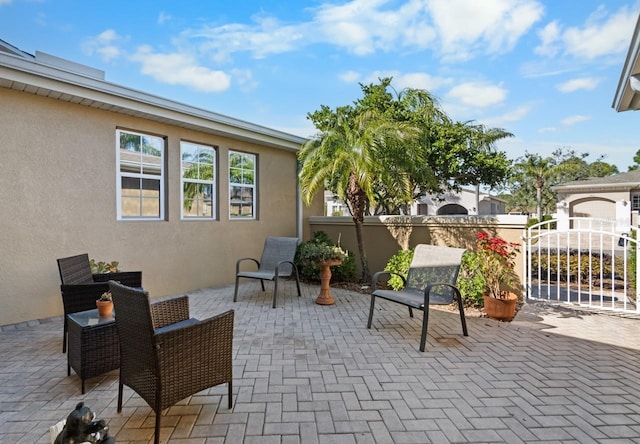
[233,236,301,308]
[367,244,468,352]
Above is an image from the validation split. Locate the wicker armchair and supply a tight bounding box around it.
[109,281,234,444]
[234,236,301,308]
[57,253,142,352]
[367,244,468,352]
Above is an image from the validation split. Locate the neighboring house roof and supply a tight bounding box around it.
[552,169,640,192]
[0,39,306,151]
[613,13,640,112]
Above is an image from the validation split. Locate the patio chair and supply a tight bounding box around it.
[109,281,234,444]
[57,253,142,353]
[367,244,468,352]
[233,236,301,308]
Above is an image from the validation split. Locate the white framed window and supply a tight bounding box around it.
[632,194,640,211]
[181,141,216,219]
[116,129,165,220]
[229,151,256,219]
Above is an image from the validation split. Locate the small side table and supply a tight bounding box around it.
[67,309,119,393]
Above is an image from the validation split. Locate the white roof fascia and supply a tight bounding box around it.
[0,51,307,151]
[613,13,640,112]
[552,182,640,192]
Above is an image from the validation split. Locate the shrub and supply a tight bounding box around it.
[457,252,486,308]
[383,247,486,308]
[383,248,414,290]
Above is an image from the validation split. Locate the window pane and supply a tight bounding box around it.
[121,177,141,196]
[120,133,140,152]
[141,156,162,176]
[182,143,198,165]
[121,197,140,217]
[242,170,254,185]
[141,135,162,157]
[141,198,160,217]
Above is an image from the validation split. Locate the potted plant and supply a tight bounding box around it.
[297,238,348,305]
[297,242,348,267]
[96,291,113,317]
[471,232,521,320]
[90,259,119,274]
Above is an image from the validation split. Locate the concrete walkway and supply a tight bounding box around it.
[2,281,640,443]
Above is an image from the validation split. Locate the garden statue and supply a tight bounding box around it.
[54,402,115,444]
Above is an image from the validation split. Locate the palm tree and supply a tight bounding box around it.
[513,153,553,221]
[298,109,382,282]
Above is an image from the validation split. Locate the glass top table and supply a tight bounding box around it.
[66,308,119,393]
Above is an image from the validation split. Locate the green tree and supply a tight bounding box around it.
[299,78,514,281]
[507,148,618,219]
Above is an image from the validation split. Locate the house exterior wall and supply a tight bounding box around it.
[555,190,631,231]
[0,88,321,326]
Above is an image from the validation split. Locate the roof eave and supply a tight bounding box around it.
[613,14,640,112]
[0,51,307,151]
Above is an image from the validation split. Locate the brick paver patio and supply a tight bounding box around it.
[2,280,640,443]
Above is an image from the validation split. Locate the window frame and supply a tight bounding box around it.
[228,150,257,220]
[116,129,166,221]
[180,141,217,220]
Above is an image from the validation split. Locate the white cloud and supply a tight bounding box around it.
[0,0,12,5]
[230,68,258,92]
[131,45,231,93]
[82,29,125,62]
[556,77,600,93]
[538,127,557,133]
[339,70,361,83]
[479,104,532,127]
[427,0,544,61]
[563,6,636,59]
[535,5,637,61]
[356,70,452,91]
[446,81,507,108]
[184,0,540,63]
[158,12,172,25]
[561,115,591,125]
[393,72,453,91]
[534,21,561,57]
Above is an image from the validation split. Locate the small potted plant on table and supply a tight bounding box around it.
[96,291,113,317]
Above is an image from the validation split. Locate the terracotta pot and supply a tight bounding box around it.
[96,300,113,317]
[483,292,517,321]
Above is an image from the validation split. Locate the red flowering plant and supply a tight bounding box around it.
[473,232,521,299]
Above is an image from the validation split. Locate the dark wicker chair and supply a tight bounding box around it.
[109,281,234,444]
[233,236,301,308]
[367,244,468,352]
[57,253,142,352]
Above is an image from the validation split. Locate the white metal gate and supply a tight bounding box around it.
[524,217,640,313]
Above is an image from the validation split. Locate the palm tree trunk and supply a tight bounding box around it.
[354,218,370,283]
[347,172,371,282]
[536,185,543,221]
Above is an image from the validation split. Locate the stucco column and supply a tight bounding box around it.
[616,200,631,231]
[556,201,569,231]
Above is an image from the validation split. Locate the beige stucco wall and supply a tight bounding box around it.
[308,215,528,293]
[0,88,321,326]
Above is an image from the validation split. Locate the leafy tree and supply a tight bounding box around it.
[299,78,514,281]
[628,148,640,171]
[506,148,618,218]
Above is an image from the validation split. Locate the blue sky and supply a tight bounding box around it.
[2,0,640,171]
